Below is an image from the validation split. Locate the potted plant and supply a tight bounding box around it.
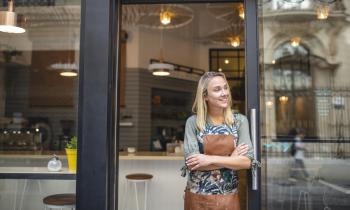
[65,136,77,172]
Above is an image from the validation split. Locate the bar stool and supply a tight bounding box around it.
[43,193,76,210]
[297,190,312,210]
[123,173,153,210]
[277,180,295,210]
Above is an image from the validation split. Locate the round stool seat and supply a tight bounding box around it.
[123,174,153,210]
[43,193,76,206]
[126,173,153,180]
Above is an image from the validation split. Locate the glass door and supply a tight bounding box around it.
[259,0,350,210]
[117,1,261,210]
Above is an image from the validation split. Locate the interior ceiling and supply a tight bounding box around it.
[121,3,244,46]
[14,5,81,28]
[0,3,243,47]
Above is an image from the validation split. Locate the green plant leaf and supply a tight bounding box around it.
[66,136,78,149]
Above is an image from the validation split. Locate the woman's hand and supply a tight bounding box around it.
[231,144,249,157]
[186,154,212,170]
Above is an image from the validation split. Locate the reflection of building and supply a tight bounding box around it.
[261,0,350,155]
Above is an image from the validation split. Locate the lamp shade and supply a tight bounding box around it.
[148,62,174,76]
[0,11,25,33]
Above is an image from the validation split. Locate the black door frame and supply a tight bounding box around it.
[77,0,259,210]
[77,0,120,210]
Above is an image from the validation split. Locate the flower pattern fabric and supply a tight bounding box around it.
[186,113,243,195]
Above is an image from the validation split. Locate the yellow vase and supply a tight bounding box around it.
[65,148,77,172]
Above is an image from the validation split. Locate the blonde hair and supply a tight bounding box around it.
[192,71,234,131]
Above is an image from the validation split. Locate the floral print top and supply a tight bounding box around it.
[183,113,254,195]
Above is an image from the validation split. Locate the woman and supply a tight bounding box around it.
[183,71,254,210]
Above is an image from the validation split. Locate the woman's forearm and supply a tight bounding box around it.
[190,164,222,171]
[209,155,251,170]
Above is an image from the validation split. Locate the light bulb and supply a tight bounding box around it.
[230,37,240,48]
[152,69,170,76]
[60,71,78,77]
[266,101,273,107]
[317,5,329,20]
[291,37,301,47]
[224,59,229,64]
[279,96,289,103]
[238,4,244,20]
[160,11,171,25]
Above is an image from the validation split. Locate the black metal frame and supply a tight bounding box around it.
[77,0,120,210]
[245,0,261,210]
[77,0,260,210]
[209,48,245,79]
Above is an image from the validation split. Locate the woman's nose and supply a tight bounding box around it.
[220,89,228,96]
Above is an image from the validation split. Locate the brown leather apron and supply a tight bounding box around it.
[184,134,240,210]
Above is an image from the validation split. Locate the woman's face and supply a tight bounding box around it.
[204,76,230,109]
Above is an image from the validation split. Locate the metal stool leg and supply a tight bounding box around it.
[289,185,293,210]
[144,181,148,210]
[122,180,129,210]
[19,179,28,210]
[297,191,302,210]
[297,191,311,210]
[13,180,19,210]
[134,182,140,210]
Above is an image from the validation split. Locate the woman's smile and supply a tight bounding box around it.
[219,97,228,102]
[205,76,231,109]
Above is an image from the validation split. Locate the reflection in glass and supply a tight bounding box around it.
[0,2,80,152]
[0,1,80,210]
[260,0,350,209]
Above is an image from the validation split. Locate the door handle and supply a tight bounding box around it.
[250,108,258,190]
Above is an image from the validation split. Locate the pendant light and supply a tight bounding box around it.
[279,96,289,104]
[229,36,240,48]
[160,10,172,25]
[316,4,329,20]
[0,0,25,33]
[290,37,301,47]
[238,4,244,20]
[60,70,78,77]
[148,29,174,76]
[50,62,78,77]
[60,50,78,77]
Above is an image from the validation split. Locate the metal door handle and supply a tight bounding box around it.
[250,108,258,190]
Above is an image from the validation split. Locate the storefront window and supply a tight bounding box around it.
[0,0,80,209]
[259,0,350,209]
